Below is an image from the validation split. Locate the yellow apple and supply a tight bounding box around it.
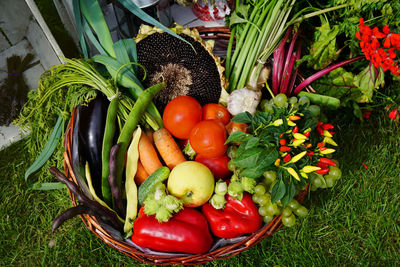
[167,161,215,207]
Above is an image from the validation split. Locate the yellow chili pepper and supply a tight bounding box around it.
[323,130,333,138]
[287,167,300,181]
[292,139,305,147]
[293,133,307,140]
[275,158,281,166]
[291,151,307,163]
[321,148,336,154]
[302,165,321,173]
[300,171,308,179]
[305,143,312,149]
[287,120,296,126]
[323,137,338,146]
[273,119,283,126]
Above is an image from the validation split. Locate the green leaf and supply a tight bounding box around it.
[232,147,264,168]
[271,178,286,203]
[240,167,265,179]
[80,0,116,57]
[24,116,63,181]
[72,0,88,58]
[353,65,385,103]
[29,182,66,190]
[281,182,295,207]
[225,131,248,144]
[232,111,253,124]
[305,19,340,70]
[245,136,260,149]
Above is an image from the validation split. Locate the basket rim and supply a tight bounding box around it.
[63,107,308,265]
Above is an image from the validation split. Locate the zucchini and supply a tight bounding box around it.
[138,166,170,206]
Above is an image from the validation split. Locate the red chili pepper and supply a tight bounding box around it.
[304,131,311,138]
[389,108,397,120]
[317,161,328,169]
[316,127,324,136]
[320,147,327,151]
[292,126,299,133]
[280,146,291,152]
[319,157,337,167]
[322,123,334,130]
[280,139,287,145]
[280,133,284,138]
[362,163,369,170]
[317,122,324,127]
[306,151,314,156]
[317,142,325,148]
[316,168,330,175]
[329,131,335,135]
[283,154,291,162]
[202,193,262,239]
[132,207,213,254]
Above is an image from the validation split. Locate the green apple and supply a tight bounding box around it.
[167,161,215,207]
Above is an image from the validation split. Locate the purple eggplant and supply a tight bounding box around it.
[77,94,109,198]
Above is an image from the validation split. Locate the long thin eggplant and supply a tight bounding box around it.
[78,94,109,198]
[49,167,123,230]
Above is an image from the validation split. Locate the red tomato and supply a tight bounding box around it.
[163,96,202,139]
[189,120,227,158]
[195,154,232,179]
[202,103,231,125]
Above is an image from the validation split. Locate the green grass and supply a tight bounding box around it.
[1,111,400,266]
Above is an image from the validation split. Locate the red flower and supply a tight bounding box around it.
[356,19,400,77]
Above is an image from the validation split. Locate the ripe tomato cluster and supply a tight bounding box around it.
[163,96,232,179]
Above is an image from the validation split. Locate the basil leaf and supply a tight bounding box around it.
[232,147,263,168]
[271,178,286,203]
[232,111,253,124]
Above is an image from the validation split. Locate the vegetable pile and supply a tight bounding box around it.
[15,0,400,259]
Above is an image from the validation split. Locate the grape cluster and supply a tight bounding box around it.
[251,171,308,227]
[309,165,342,191]
[260,94,320,117]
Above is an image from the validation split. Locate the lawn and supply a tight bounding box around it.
[1,110,399,266]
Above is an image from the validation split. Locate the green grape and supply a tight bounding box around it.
[254,184,267,195]
[282,207,292,217]
[307,105,321,117]
[282,214,296,227]
[310,184,319,191]
[252,193,262,204]
[294,205,308,217]
[298,96,310,106]
[258,205,269,217]
[266,203,280,216]
[324,175,335,187]
[289,96,298,104]
[258,194,270,206]
[263,170,277,184]
[260,99,269,111]
[287,199,300,210]
[293,103,300,110]
[329,166,342,180]
[273,94,288,108]
[227,146,238,159]
[263,215,274,224]
[227,160,236,171]
[313,175,324,188]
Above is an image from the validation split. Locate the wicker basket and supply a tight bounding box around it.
[61,27,310,264]
[63,108,308,265]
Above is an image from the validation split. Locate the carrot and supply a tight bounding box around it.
[138,132,163,175]
[135,161,149,185]
[146,131,154,144]
[153,128,186,169]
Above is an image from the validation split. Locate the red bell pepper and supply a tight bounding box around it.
[132,207,213,254]
[202,192,262,239]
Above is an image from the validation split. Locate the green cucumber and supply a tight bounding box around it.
[138,166,170,206]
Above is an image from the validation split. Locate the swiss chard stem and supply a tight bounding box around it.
[293,56,364,95]
[288,3,348,25]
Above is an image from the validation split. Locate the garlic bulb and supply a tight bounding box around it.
[227,87,261,116]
